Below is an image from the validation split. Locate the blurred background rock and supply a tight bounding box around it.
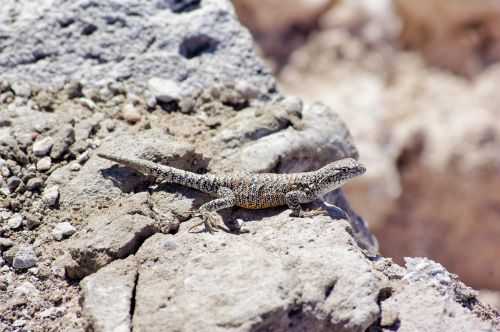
[233,0,500,306]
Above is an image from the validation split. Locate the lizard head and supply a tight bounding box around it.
[316,158,366,194]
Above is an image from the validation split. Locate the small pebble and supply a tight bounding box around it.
[0,237,14,250]
[11,81,31,98]
[102,119,116,132]
[79,98,96,110]
[26,177,44,191]
[0,165,10,177]
[13,246,37,269]
[0,256,4,267]
[36,157,52,172]
[7,213,23,230]
[42,185,59,207]
[148,77,182,103]
[7,176,22,192]
[0,209,12,221]
[235,80,259,99]
[52,222,76,241]
[23,213,41,230]
[33,137,54,157]
[14,281,39,297]
[77,151,90,164]
[65,81,83,99]
[122,103,142,124]
[146,95,157,109]
[69,163,81,171]
[282,96,303,115]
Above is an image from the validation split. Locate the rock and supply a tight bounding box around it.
[0,237,14,250]
[77,151,90,165]
[75,114,103,142]
[47,130,206,209]
[11,81,31,98]
[121,103,141,124]
[50,125,75,160]
[147,77,183,103]
[36,157,52,172]
[0,164,10,178]
[377,258,495,332]
[23,213,41,230]
[26,177,44,191]
[80,258,137,332]
[132,218,380,331]
[233,0,339,62]
[6,176,22,192]
[32,136,54,157]
[69,163,81,172]
[52,222,76,241]
[42,185,59,207]
[14,281,39,297]
[64,193,171,279]
[12,320,26,328]
[0,0,275,97]
[0,209,12,221]
[236,102,358,173]
[395,0,500,77]
[12,246,37,270]
[234,79,260,100]
[7,213,23,230]
[65,81,83,99]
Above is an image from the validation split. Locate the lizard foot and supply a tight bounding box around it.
[302,208,328,218]
[188,211,222,234]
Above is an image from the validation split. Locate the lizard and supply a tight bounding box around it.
[97,153,366,233]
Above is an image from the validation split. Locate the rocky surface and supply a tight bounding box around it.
[0,0,499,331]
[0,0,276,97]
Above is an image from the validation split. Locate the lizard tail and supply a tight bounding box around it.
[97,152,174,179]
[96,152,217,193]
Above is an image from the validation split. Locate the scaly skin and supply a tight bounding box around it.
[97,153,366,233]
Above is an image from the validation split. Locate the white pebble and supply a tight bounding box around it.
[148,77,182,103]
[43,185,60,207]
[36,157,52,172]
[7,213,23,230]
[52,222,76,241]
[33,137,54,157]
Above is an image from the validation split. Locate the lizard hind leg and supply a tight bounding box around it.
[188,187,236,234]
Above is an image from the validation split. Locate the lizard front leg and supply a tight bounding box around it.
[286,190,328,218]
[285,190,307,217]
[189,187,235,234]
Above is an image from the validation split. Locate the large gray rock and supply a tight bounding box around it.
[80,257,138,332]
[131,217,382,332]
[377,257,498,332]
[0,0,275,97]
[237,102,358,173]
[64,192,173,279]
